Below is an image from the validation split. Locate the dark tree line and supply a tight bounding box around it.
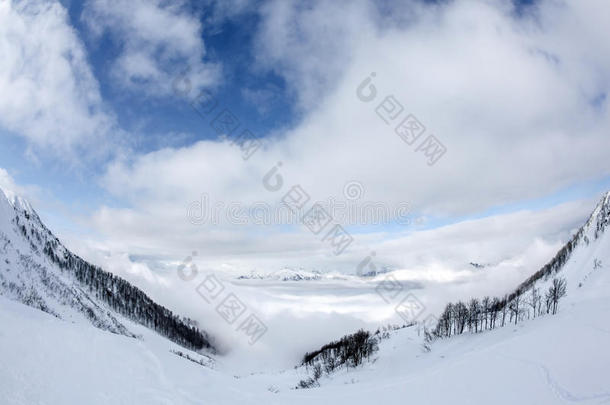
[170,349,214,368]
[14,212,214,352]
[431,277,567,340]
[298,329,379,388]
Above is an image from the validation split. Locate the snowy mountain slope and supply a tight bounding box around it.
[512,191,610,299]
[222,189,607,402]
[426,191,610,342]
[279,193,610,401]
[1,191,610,404]
[287,291,610,404]
[1,243,608,404]
[287,191,610,401]
[0,188,214,351]
[0,296,228,405]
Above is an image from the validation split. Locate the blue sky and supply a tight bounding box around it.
[1,0,609,276]
[1,0,294,208]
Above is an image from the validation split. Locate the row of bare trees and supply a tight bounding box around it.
[298,329,379,388]
[432,278,567,339]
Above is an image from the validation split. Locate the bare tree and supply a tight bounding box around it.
[454,301,468,334]
[546,278,567,315]
[528,286,540,319]
[468,298,481,333]
[438,303,453,337]
[489,297,501,329]
[481,296,491,330]
[510,294,522,325]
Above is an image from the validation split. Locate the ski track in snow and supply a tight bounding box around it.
[540,365,610,403]
[495,351,610,404]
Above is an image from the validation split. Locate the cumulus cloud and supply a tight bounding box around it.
[82,0,220,97]
[90,0,610,271]
[251,0,378,111]
[0,0,117,156]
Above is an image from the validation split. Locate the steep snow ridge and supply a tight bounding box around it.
[511,191,610,299]
[555,192,609,289]
[0,187,214,352]
[555,191,610,301]
[0,187,132,333]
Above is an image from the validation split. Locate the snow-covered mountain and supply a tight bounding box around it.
[502,190,610,308]
[1,191,609,404]
[235,266,393,281]
[0,187,214,352]
[236,268,324,281]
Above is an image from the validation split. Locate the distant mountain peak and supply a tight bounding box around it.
[0,186,32,213]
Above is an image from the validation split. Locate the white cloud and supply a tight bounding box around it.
[0,169,21,196]
[241,84,283,115]
[90,0,610,270]
[252,0,378,111]
[0,168,27,202]
[82,0,220,97]
[0,0,117,156]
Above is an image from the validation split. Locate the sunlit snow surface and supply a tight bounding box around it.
[2,203,610,404]
[0,190,610,405]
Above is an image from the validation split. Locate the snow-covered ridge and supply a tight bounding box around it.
[0,187,214,352]
[235,266,393,281]
[1,188,33,214]
[513,191,610,297]
[237,268,324,281]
